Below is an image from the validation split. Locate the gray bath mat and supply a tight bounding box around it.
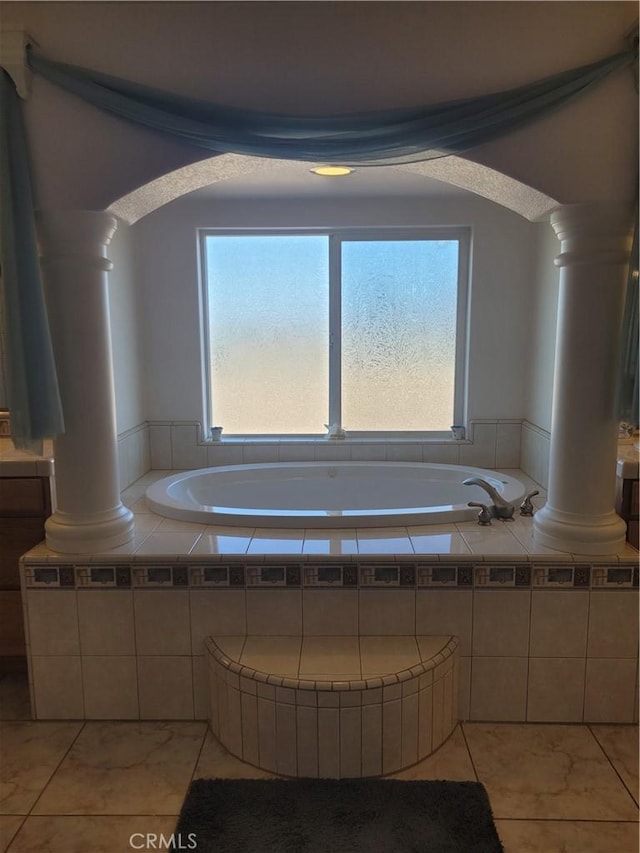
[175,777,504,852]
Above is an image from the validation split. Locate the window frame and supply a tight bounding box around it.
[198,226,471,439]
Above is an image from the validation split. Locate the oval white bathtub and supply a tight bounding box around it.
[145,462,526,528]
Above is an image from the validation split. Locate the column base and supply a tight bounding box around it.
[533,505,627,555]
[45,504,135,554]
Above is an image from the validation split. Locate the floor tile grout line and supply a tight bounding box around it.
[494,817,640,824]
[26,720,87,817]
[458,722,480,783]
[587,723,640,809]
[188,725,212,787]
[2,814,28,853]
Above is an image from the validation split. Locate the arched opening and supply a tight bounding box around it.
[107,153,559,225]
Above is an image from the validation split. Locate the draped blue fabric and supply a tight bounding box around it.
[0,45,636,448]
[618,208,639,425]
[27,47,634,164]
[0,70,64,448]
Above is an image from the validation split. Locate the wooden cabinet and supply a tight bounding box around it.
[0,477,52,671]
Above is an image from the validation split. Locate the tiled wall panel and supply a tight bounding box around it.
[143,418,523,472]
[20,560,638,729]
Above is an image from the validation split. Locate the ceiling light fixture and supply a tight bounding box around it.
[310,165,354,177]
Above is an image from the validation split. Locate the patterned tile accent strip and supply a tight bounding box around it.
[592,565,636,588]
[22,558,640,589]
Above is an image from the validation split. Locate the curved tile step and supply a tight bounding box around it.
[206,634,459,777]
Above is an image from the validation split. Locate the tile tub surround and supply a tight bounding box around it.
[18,559,638,725]
[147,418,522,470]
[206,634,458,777]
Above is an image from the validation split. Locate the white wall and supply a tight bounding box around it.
[525,221,561,433]
[132,192,536,426]
[107,220,145,434]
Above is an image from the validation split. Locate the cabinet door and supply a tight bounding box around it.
[0,519,46,588]
[0,478,50,516]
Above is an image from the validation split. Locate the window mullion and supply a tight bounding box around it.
[328,234,342,430]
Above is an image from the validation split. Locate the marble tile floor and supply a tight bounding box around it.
[0,673,637,852]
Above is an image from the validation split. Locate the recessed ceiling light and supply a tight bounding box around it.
[310,165,354,177]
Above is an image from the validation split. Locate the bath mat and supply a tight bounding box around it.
[175,777,504,852]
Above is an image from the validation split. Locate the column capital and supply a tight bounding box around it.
[37,210,118,262]
[551,202,634,268]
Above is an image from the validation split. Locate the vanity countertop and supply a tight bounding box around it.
[0,439,54,477]
[617,441,640,480]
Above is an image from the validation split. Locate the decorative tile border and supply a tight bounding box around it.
[22,560,639,590]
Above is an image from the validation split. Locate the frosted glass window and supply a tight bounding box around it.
[204,235,329,433]
[201,229,467,435]
[341,240,459,431]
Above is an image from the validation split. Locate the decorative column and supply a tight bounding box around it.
[534,203,633,555]
[38,210,134,553]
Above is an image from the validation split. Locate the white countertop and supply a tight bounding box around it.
[0,438,54,477]
[616,441,640,479]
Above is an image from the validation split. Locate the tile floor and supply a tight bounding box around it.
[0,671,637,852]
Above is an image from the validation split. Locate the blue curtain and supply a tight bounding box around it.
[0,45,636,448]
[0,70,64,448]
[618,207,639,426]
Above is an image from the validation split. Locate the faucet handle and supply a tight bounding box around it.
[468,501,492,525]
[519,491,540,516]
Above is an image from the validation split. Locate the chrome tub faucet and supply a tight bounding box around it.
[463,477,515,520]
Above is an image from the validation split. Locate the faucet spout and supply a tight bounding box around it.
[463,477,515,519]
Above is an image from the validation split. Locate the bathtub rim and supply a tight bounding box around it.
[145,461,526,528]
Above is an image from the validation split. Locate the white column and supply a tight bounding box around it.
[534,203,633,555]
[38,210,134,553]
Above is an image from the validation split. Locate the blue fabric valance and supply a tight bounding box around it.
[27,46,635,164]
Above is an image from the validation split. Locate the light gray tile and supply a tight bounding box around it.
[587,592,639,658]
[77,590,135,656]
[495,819,640,853]
[31,656,84,720]
[527,658,585,722]
[246,590,302,636]
[149,425,172,469]
[31,721,206,815]
[317,708,340,778]
[296,705,319,778]
[361,703,382,777]
[3,816,178,853]
[382,699,403,774]
[190,589,246,652]
[81,657,139,720]
[0,721,83,814]
[495,422,521,468]
[584,659,638,724]
[416,589,472,655]
[359,589,415,635]
[137,656,194,719]
[472,590,530,657]
[340,706,362,778]
[530,591,589,658]
[464,722,639,820]
[26,591,79,656]
[302,590,358,636]
[134,590,191,655]
[171,424,207,469]
[470,657,528,722]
